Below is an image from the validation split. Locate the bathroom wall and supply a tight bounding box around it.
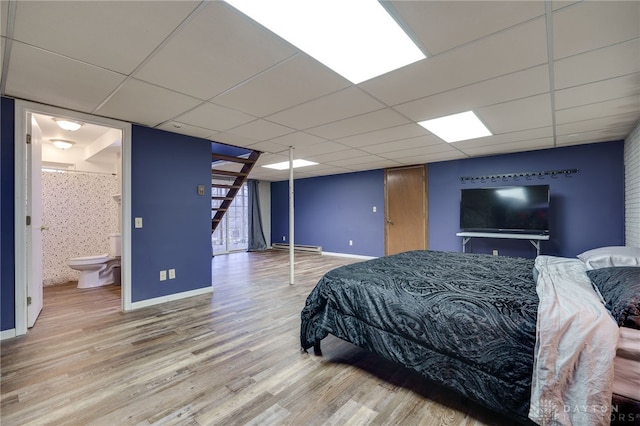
[42,170,119,286]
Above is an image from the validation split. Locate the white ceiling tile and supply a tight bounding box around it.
[134,2,296,100]
[155,122,217,139]
[452,127,554,150]
[393,151,468,165]
[227,119,295,141]
[209,132,258,148]
[361,17,548,106]
[306,149,369,164]
[268,132,327,148]
[94,78,201,127]
[553,1,640,59]
[555,96,640,125]
[266,87,384,129]
[379,143,458,160]
[554,39,640,90]
[243,140,290,155]
[12,1,200,75]
[557,127,633,146]
[175,102,255,132]
[1,1,8,37]
[394,65,550,121]
[555,73,640,110]
[212,54,350,117]
[306,109,410,140]
[361,135,444,155]
[336,124,428,148]
[460,137,554,156]
[391,1,544,55]
[555,112,640,137]
[476,94,552,134]
[290,141,351,157]
[336,158,404,170]
[5,42,126,113]
[326,154,391,168]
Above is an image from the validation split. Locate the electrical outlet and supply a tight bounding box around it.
[160,270,167,281]
[373,206,377,213]
[492,250,499,256]
[169,269,176,279]
[282,235,286,241]
[135,217,143,228]
[349,240,353,246]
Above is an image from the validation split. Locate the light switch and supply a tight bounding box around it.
[135,217,143,228]
[160,270,167,281]
[169,269,176,279]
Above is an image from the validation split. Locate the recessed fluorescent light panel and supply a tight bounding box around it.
[263,159,319,170]
[224,0,426,84]
[418,111,492,143]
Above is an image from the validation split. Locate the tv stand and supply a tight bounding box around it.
[456,232,549,256]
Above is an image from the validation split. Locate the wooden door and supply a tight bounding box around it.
[385,165,427,255]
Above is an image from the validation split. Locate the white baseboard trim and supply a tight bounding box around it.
[1,328,17,341]
[129,286,213,310]
[322,251,377,260]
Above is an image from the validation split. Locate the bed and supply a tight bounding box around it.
[300,248,639,425]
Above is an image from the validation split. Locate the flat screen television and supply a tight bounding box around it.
[459,184,550,235]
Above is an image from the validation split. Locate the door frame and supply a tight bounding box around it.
[14,100,133,336]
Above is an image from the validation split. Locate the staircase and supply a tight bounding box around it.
[211,150,260,234]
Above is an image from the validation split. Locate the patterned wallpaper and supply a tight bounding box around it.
[42,171,119,286]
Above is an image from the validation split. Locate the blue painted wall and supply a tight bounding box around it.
[131,125,212,302]
[428,141,624,258]
[270,141,624,260]
[271,170,384,257]
[1,97,16,331]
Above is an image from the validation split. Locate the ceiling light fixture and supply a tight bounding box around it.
[50,139,76,150]
[224,0,426,84]
[53,118,84,131]
[262,159,318,170]
[418,111,492,143]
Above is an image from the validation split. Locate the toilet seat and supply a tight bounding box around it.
[68,254,109,266]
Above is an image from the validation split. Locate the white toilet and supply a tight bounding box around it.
[68,234,121,289]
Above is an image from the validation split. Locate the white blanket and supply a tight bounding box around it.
[529,256,619,425]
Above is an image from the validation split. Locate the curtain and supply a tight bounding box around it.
[248,179,268,251]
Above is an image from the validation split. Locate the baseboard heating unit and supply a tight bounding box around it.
[271,243,322,254]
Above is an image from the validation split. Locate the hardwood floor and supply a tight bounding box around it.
[1,250,513,425]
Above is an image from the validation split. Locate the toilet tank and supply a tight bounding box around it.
[109,233,121,257]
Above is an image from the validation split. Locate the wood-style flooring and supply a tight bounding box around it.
[1,250,513,425]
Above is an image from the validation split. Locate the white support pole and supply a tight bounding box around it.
[289,146,294,285]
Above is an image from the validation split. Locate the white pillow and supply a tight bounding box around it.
[577,246,640,270]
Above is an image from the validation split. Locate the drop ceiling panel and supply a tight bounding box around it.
[134,2,296,100]
[243,140,290,155]
[379,143,458,160]
[476,94,552,134]
[553,1,640,60]
[155,122,217,139]
[212,54,350,117]
[555,73,640,110]
[361,17,548,106]
[554,39,640,90]
[391,1,544,55]
[336,124,427,148]
[333,158,403,170]
[557,128,632,146]
[452,127,553,150]
[12,1,200,75]
[555,112,640,137]
[460,137,554,156]
[5,42,126,113]
[266,87,384,130]
[290,141,351,157]
[306,149,371,164]
[394,65,550,122]
[268,132,327,148]
[1,1,8,37]
[361,135,444,155]
[555,96,640,125]
[306,108,410,140]
[227,119,294,141]
[326,154,390,168]
[94,78,201,127]
[209,132,258,148]
[175,102,255,132]
[391,151,467,165]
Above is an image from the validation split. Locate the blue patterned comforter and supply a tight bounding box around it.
[300,250,537,423]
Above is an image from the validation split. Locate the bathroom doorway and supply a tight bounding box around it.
[14,100,132,336]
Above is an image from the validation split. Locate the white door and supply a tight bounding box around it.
[26,113,43,328]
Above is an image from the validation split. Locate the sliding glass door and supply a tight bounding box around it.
[212,181,248,255]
